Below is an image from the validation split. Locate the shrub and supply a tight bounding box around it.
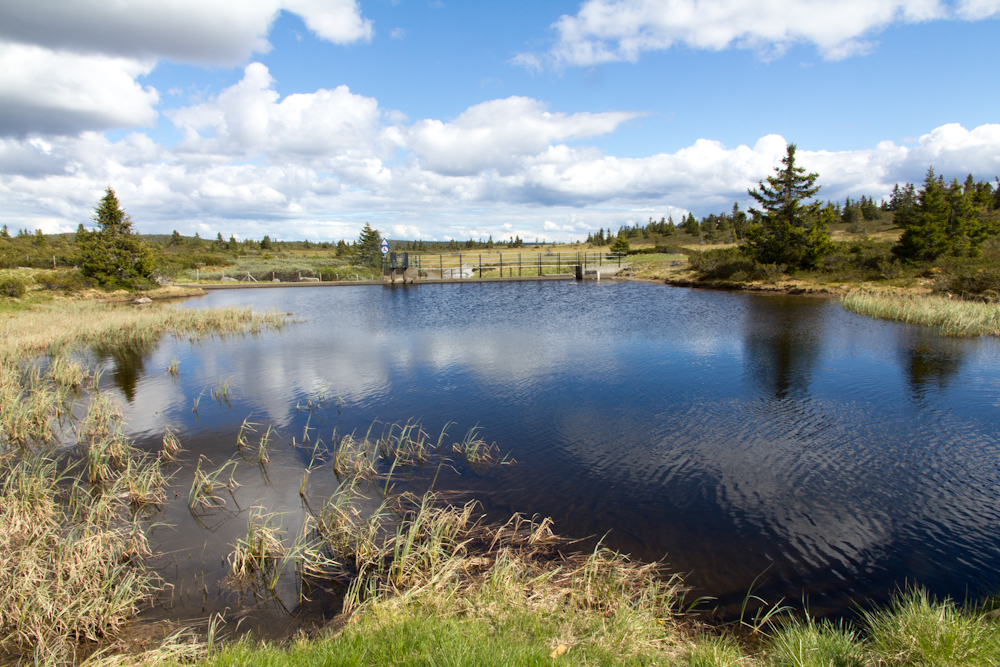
[0,275,27,298]
[34,269,87,291]
[940,267,1000,299]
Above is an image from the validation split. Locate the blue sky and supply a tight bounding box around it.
[1,0,999,242]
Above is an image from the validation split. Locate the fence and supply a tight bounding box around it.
[383,251,624,279]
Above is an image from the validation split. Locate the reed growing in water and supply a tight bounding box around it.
[842,289,1000,337]
[0,299,287,663]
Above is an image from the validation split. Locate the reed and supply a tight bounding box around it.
[228,508,292,593]
[161,426,182,462]
[211,376,233,405]
[0,454,155,663]
[842,289,1000,337]
[0,299,287,663]
[0,301,286,365]
[187,456,239,510]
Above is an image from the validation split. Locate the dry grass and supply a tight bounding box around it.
[0,454,155,664]
[0,299,288,663]
[843,289,1000,336]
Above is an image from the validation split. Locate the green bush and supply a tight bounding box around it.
[33,270,87,291]
[686,247,783,281]
[0,275,27,298]
[940,267,1000,299]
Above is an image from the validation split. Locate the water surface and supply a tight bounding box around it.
[107,281,1000,626]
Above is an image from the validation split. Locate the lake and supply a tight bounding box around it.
[103,280,1000,631]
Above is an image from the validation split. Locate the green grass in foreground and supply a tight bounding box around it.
[189,586,1000,667]
[843,290,1000,337]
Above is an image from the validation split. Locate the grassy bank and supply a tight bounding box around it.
[0,299,287,663]
[843,290,1000,337]
[191,584,1000,667]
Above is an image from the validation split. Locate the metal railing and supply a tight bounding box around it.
[383,251,624,279]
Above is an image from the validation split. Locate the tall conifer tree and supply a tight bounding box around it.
[78,187,155,289]
[743,143,831,268]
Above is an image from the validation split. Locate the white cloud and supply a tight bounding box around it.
[168,63,387,164]
[283,0,374,45]
[523,0,960,67]
[392,224,423,238]
[0,0,371,66]
[1,59,999,243]
[0,43,158,136]
[0,0,373,137]
[405,96,639,176]
[956,0,1000,19]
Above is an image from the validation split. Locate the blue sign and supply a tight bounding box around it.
[380,239,389,255]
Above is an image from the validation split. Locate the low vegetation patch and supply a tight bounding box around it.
[843,289,1000,337]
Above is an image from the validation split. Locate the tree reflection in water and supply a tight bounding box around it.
[742,295,827,399]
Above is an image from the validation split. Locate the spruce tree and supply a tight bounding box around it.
[892,168,951,262]
[77,187,155,289]
[356,223,383,267]
[0,224,8,239]
[743,143,831,268]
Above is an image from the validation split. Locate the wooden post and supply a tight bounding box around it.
[518,253,521,277]
[538,253,542,276]
[500,252,503,277]
[479,254,482,278]
[440,255,443,279]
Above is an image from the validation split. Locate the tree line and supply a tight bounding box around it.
[580,149,1000,268]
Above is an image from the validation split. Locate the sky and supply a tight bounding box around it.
[0,0,999,243]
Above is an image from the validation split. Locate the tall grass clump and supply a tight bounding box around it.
[766,618,866,667]
[0,454,156,663]
[842,289,1000,336]
[863,587,1000,666]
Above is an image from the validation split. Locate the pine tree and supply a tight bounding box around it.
[610,235,630,253]
[743,143,831,268]
[946,177,989,257]
[169,230,183,246]
[261,235,272,250]
[730,203,747,240]
[356,223,383,267]
[77,187,155,289]
[0,224,8,239]
[893,169,950,262]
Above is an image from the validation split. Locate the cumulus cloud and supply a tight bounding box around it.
[0,43,158,136]
[0,0,370,66]
[519,0,971,67]
[0,0,372,136]
[168,63,386,163]
[405,96,639,176]
[1,63,999,243]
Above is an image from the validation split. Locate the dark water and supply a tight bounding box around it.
[105,281,1000,629]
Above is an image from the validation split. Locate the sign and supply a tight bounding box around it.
[380,239,389,255]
